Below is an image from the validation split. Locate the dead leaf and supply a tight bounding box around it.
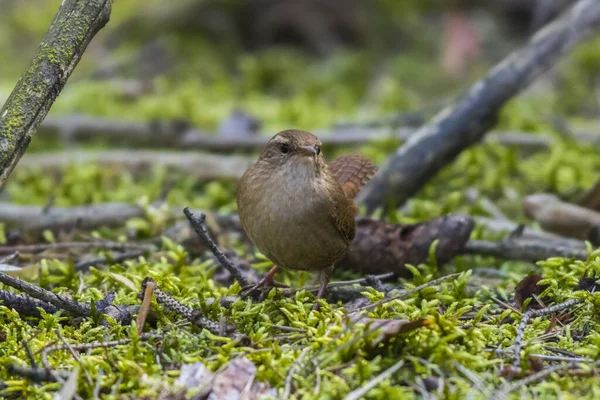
[347,316,434,347]
[514,274,549,310]
[209,358,276,400]
[338,214,474,276]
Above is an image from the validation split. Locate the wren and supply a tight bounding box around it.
[236,129,377,310]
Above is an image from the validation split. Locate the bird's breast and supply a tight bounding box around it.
[238,163,350,271]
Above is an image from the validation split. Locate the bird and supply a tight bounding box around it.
[236,129,377,310]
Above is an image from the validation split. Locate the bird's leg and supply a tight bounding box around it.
[241,265,289,299]
[312,265,334,311]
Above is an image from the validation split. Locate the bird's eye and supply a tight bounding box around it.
[315,145,321,155]
[280,143,290,154]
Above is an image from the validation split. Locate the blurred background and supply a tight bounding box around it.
[1,0,600,229]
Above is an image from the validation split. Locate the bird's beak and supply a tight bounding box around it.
[301,146,318,156]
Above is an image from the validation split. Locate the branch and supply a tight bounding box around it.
[358,0,600,212]
[512,299,583,368]
[183,207,251,289]
[0,202,144,233]
[464,239,588,262]
[141,278,248,343]
[0,271,91,317]
[18,150,253,181]
[0,289,59,317]
[37,114,589,152]
[0,0,113,188]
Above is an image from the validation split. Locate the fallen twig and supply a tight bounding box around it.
[0,290,59,317]
[464,239,588,262]
[283,347,311,400]
[359,0,600,211]
[0,241,154,255]
[349,273,462,315]
[7,364,70,383]
[512,298,583,368]
[490,362,584,400]
[39,333,161,375]
[0,271,91,317]
[74,250,145,272]
[475,216,584,246]
[38,114,596,152]
[18,150,254,181]
[343,360,405,400]
[55,330,93,386]
[140,278,247,343]
[0,270,137,324]
[136,280,155,334]
[183,207,251,289]
[0,202,144,233]
[0,0,113,188]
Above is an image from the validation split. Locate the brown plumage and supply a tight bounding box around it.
[236,129,376,308]
[329,154,378,201]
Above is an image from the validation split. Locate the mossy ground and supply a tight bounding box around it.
[2,1,600,399]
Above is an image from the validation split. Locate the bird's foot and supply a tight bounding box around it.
[241,265,289,300]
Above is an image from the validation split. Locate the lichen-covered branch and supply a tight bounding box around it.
[0,0,113,188]
[358,0,600,212]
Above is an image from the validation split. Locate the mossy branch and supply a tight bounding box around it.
[0,0,113,188]
[358,0,600,212]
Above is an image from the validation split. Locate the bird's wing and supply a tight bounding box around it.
[329,154,378,200]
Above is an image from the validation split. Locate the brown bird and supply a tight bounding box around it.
[236,129,377,309]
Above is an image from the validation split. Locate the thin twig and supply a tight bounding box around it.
[0,241,154,255]
[136,280,155,334]
[0,271,90,317]
[41,333,161,370]
[75,250,145,272]
[343,360,405,400]
[350,273,462,315]
[183,208,250,288]
[55,330,93,386]
[490,362,580,400]
[512,298,583,368]
[464,239,588,262]
[0,289,59,317]
[141,278,248,343]
[283,347,311,400]
[7,364,69,382]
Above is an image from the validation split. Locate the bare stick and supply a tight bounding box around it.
[0,290,59,317]
[512,299,583,368]
[7,364,69,382]
[18,150,253,181]
[0,271,90,317]
[40,333,161,372]
[283,347,311,400]
[0,0,113,188]
[183,207,250,288]
[55,330,93,386]
[359,0,600,212]
[0,241,154,255]
[75,250,145,272]
[350,273,462,315]
[464,240,588,262]
[489,363,580,400]
[136,280,156,334]
[38,114,584,152]
[343,360,405,400]
[0,202,144,233]
[141,278,247,342]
